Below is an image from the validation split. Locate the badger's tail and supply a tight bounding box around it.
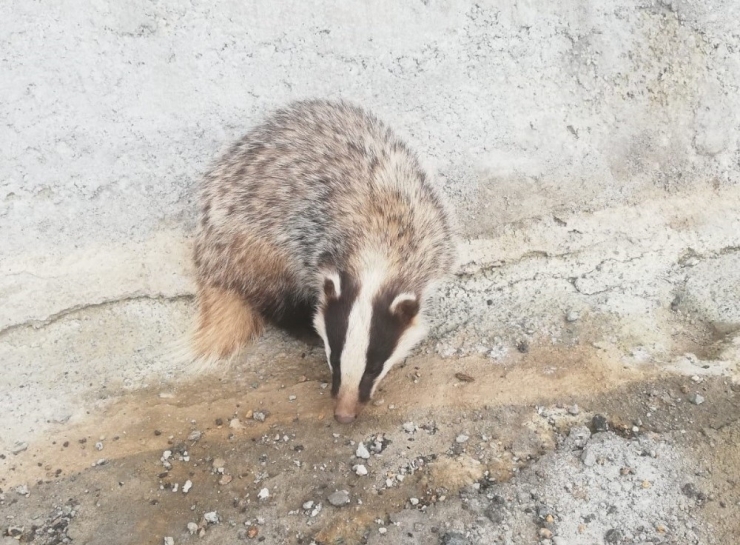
[162,284,263,375]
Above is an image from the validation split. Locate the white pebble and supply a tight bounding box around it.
[302,500,314,510]
[183,480,192,494]
[402,422,416,433]
[258,487,270,500]
[187,522,198,535]
[356,442,370,459]
[164,537,174,545]
[354,464,368,476]
[410,497,419,505]
[95,442,104,451]
[204,511,219,524]
[379,527,387,534]
[456,434,469,443]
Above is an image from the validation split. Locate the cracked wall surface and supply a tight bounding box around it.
[1,1,740,448]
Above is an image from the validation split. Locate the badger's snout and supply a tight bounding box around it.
[333,390,364,424]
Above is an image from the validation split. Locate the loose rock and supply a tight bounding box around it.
[690,393,705,405]
[456,434,469,444]
[187,522,198,535]
[454,372,475,383]
[354,464,368,476]
[11,442,28,455]
[183,480,192,494]
[356,442,370,459]
[257,488,269,500]
[328,490,350,507]
[592,414,609,432]
[204,511,219,524]
[441,532,471,545]
[164,537,174,545]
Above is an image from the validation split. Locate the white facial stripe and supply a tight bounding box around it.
[370,319,428,398]
[313,308,332,371]
[338,264,386,396]
[390,292,417,313]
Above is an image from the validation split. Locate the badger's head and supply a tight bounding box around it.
[313,263,428,424]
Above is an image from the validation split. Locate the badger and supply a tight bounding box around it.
[192,99,455,423]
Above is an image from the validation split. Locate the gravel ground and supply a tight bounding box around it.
[2,336,738,545]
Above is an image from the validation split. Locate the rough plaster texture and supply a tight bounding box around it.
[1,0,740,450]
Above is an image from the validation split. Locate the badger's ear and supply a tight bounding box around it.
[317,252,341,300]
[390,292,419,321]
[323,272,341,300]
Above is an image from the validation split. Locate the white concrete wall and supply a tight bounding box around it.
[2,0,740,452]
[2,0,739,333]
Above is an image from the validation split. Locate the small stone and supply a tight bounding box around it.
[581,446,597,467]
[302,500,314,510]
[204,511,219,524]
[95,441,104,451]
[15,484,29,496]
[454,372,475,383]
[215,418,224,426]
[212,458,225,469]
[219,474,232,485]
[288,395,297,401]
[11,442,28,455]
[164,538,174,545]
[378,527,387,535]
[682,482,701,498]
[605,528,623,543]
[690,393,705,405]
[253,412,266,422]
[591,414,608,432]
[642,480,652,489]
[183,480,192,494]
[247,526,259,539]
[441,532,470,545]
[410,497,419,506]
[566,310,580,322]
[229,418,243,429]
[568,404,580,415]
[456,434,469,444]
[539,528,553,539]
[354,464,368,476]
[402,422,416,433]
[356,442,371,459]
[187,522,198,534]
[328,490,350,506]
[257,488,269,500]
[188,430,202,442]
[162,450,172,460]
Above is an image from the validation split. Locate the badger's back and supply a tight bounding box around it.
[194,100,454,323]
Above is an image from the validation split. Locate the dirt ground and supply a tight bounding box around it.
[2,334,738,545]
